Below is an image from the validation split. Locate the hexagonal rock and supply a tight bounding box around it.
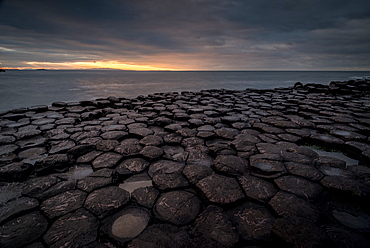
[231,134,261,151]
[101,207,151,246]
[275,176,322,200]
[44,208,99,248]
[227,202,275,241]
[214,127,239,139]
[96,140,120,151]
[154,190,201,226]
[196,174,245,204]
[84,186,130,218]
[0,197,39,224]
[0,162,33,182]
[131,186,160,208]
[49,139,75,154]
[321,176,370,197]
[41,190,87,219]
[162,145,188,161]
[0,211,48,248]
[128,224,191,248]
[129,127,154,137]
[182,164,214,184]
[285,162,323,181]
[22,175,59,199]
[117,158,150,173]
[139,146,163,160]
[152,173,189,190]
[101,131,128,140]
[269,191,320,222]
[34,153,72,173]
[213,155,249,176]
[77,168,116,192]
[191,205,239,247]
[148,160,185,177]
[115,139,143,156]
[250,154,286,179]
[139,135,164,146]
[272,216,329,248]
[314,156,347,169]
[92,152,122,169]
[238,174,277,203]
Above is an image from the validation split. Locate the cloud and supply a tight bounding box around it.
[0,0,369,70]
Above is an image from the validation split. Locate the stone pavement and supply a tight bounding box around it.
[1,81,370,247]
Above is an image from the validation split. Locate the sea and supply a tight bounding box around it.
[1,70,369,112]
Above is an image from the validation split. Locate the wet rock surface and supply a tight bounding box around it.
[1,81,370,247]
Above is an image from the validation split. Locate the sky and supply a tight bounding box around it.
[0,0,369,71]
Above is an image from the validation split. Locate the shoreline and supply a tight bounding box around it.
[1,80,370,247]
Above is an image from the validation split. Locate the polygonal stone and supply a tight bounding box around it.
[96,140,120,151]
[16,136,47,148]
[275,175,322,200]
[101,207,151,246]
[324,224,370,248]
[0,162,33,182]
[213,155,248,176]
[76,150,102,163]
[191,205,239,247]
[162,145,188,161]
[139,146,163,160]
[139,135,164,146]
[38,180,77,200]
[285,162,323,181]
[77,168,116,192]
[41,190,87,219]
[129,127,154,137]
[22,175,59,198]
[154,190,201,226]
[182,164,214,184]
[49,139,75,154]
[185,145,213,167]
[34,153,72,173]
[214,128,239,139]
[269,191,320,222]
[84,186,130,218]
[238,174,277,203]
[250,154,286,179]
[0,211,48,248]
[228,202,275,241]
[117,158,150,173]
[131,186,159,208]
[115,139,143,156]
[231,134,261,151]
[101,131,128,140]
[196,174,245,204]
[44,208,98,248]
[92,152,122,169]
[0,197,39,224]
[321,176,369,197]
[148,160,185,177]
[152,173,189,190]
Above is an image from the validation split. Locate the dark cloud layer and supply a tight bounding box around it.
[0,0,369,70]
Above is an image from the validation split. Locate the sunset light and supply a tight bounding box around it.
[24,61,175,71]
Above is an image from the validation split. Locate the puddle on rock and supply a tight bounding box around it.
[119,173,153,195]
[60,165,94,180]
[303,145,359,166]
[119,181,153,194]
[112,214,148,238]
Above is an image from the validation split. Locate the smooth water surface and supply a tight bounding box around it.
[1,70,369,112]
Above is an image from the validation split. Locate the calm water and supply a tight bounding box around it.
[1,70,369,112]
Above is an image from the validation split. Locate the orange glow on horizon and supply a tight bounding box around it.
[6,60,177,71]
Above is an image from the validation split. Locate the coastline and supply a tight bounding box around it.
[1,80,370,247]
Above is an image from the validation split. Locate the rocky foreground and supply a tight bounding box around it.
[1,80,370,248]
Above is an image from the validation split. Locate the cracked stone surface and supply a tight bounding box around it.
[1,82,370,247]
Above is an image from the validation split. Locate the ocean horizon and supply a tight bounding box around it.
[1,70,369,112]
